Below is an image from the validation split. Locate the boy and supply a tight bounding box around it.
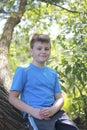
[9,34,78,130]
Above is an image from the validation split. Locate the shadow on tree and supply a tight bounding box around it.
[0,86,28,130]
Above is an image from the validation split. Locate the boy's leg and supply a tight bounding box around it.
[28,115,56,130]
[55,123,78,130]
[28,115,39,130]
[53,110,79,130]
[27,111,79,130]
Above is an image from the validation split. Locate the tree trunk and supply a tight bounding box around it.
[0,86,28,130]
[0,0,27,89]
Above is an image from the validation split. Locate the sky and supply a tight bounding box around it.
[0,19,6,34]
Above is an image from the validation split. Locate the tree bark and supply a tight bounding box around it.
[0,86,28,130]
[0,0,27,89]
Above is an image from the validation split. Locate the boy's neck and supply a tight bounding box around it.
[32,61,45,68]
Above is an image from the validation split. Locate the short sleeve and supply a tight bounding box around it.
[54,73,62,93]
[10,67,24,92]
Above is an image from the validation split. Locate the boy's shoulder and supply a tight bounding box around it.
[16,63,30,73]
[46,66,57,74]
[20,63,30,68]
[19,63,30,69]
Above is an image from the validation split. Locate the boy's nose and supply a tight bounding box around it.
[42,49,46,53]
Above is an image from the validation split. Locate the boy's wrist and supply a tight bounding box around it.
[50,106,58,116]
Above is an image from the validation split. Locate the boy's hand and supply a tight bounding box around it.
[31,108,44,120]
[39,107,55,120]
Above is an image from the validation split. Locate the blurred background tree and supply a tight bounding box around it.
[0,0,87,129]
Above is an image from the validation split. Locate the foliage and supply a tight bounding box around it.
[1,0,87,122]
[49,3,87,120]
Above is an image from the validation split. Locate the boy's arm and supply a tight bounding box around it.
[39,93,64,119]
[8,91,42,119]
[51,93,64,114]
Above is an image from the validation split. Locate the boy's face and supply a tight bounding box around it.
[30,41,51,65]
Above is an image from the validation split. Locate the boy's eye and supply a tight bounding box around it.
[37,47,50,51]
[37,48,42,50]
[45,48,50,50]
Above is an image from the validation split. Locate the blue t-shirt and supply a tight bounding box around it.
[11,63,61,108]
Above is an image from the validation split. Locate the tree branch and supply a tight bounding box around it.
[39,0,82,14]
[0,0,27,48]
